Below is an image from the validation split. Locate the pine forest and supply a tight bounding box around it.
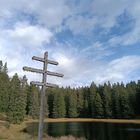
[0,61,140,124]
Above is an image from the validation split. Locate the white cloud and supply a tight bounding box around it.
[64,0,130,34]
[32,0,71,28]
[0,0,125,33]
[94,55,140,84]
[91,0,129,28]
[66,15,97,35]
[49,54,138,87]
[43,43,140,87]
[0,22,53,47]
[64,0,140,46]
[0,0,139,39]
[0,0,70,29]
[0,21,53,81]
[103,0,140,46]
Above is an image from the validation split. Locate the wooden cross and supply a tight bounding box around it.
[23,51,63,140]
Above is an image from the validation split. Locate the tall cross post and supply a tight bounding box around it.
[23,51,63,140]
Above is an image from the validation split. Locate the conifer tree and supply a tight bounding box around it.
[136,80,140,115]
[111,84,121,118]
[0,60,3,72]
[0,64,10,113]
[126,83,136,117]
[7,74,26,124]
[67,91,78,118]
[28,85,40,119]
[93,92,104,118]
[52,89,66,118]
[20,75,28,116]
[83,99,89,118]
[119,93,130,118]
[3,62,8,74]
[25,85,31,115]
[44,91,49,118]
[83,87,90,117]
[0,61,8,73]
[64,87,71,117]
[89,82,97,117]
[101,83,112,118]
[47,88,54,118]
[119,84,131,118]
[76,88,84,117]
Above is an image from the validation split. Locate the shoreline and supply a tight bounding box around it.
[25,118,140,124]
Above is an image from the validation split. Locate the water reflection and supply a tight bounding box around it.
[24,122,140,140]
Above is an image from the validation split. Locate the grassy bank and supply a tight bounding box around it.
[25,118,140,124]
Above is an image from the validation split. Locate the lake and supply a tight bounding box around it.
[25,122,140,140]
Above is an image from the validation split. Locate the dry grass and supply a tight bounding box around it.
[25,118,140,124]
[47,118,140,124]
[0,113,6,121]
[0,122,32,140]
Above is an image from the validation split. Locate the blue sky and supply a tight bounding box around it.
[0,0,140,87]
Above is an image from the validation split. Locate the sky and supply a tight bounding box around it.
[0,0,140,87]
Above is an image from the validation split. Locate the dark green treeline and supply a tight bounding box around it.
[0,61,140,124]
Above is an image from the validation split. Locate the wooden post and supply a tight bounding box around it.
[23,51,63,140]
[38,52,48,140]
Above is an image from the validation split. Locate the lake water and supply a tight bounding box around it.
[25,122,140,140]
